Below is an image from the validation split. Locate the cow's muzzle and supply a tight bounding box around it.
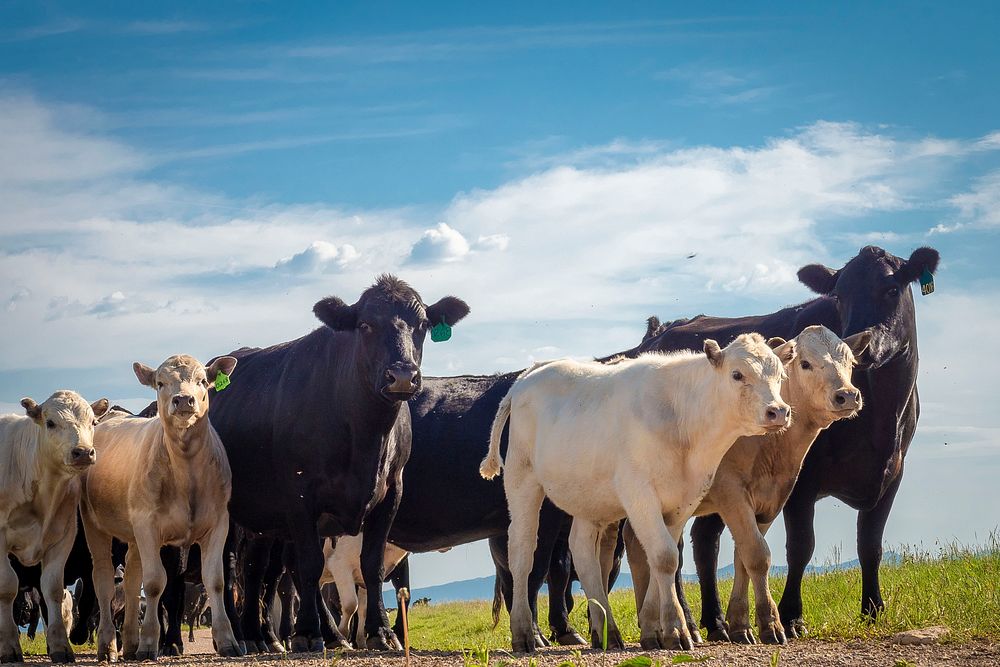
[762,403,791,432]
[70,446,96,468]
[382,365,421,399]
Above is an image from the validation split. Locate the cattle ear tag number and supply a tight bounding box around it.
[214,371,231,392]
[430,320,452,343]
[920,268,935,296]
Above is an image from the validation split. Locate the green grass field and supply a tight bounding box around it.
[19,538,999,656]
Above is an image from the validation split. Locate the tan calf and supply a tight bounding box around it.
[0,390,108,664]
[626,326,870,647]
[81,355,241,662]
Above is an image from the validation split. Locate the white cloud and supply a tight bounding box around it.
[275,241,360,274]
[945,170,1000,230]
[407,222,471,264]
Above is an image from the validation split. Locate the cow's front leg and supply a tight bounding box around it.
[360,483,402,651]
[724,545,754,644]
[200,515,243,657]
[41,531,77,663]
[285,518,326,652]
[859,468,903,621]
[134,528,168,661]
[0,544,24,664]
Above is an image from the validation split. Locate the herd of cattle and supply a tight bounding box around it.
[0,244,939,661]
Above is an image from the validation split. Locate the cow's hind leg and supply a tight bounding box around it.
[777,488,816,638]
[201,516,243,657]
[568,520,624,650]
[504,477,545,653]
[257,540,285,652]
[691,514,728,641]
[285,521,327,652]
[0,543,23,664]
[674,534,702,644]
[82,522,118,662]
[134,530,168,661]
[859,469,903,621]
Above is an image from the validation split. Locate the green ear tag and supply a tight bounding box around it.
[214,371,231,392]
[430,320,452,343]
[919,268,935,296]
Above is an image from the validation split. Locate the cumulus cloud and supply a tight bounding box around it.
[275,241,360,273]
[407,223,471,264]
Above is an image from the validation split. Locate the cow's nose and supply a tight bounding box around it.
[71,446,96,464]
[835,389,861,407]
[172,394,196,410]
[384,367,420,393]
[765,404,790,427]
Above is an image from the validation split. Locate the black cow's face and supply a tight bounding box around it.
[313,275,470,401]
[798,246,939,368]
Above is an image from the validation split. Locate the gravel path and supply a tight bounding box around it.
[22,630,1000,666]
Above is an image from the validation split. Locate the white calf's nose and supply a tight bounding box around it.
[765,404,790,427]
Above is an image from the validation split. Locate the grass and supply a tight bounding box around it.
[403,538,1000,651]
[19,538,999,656]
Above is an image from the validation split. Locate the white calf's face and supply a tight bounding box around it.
[21,390,109,472]
[705,333,794,435]
[788,325,869,426]
[133,354,237,430]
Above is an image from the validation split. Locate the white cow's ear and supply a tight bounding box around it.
[133,362,157,388]
[206,356,238,381]
[704,339,724,368]
[91,399,110,420]
[21,398,42,421]
[844,329,873,358]
[771,339,797,365]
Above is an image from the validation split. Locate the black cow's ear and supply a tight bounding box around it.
[21,398,42,421]
[313,297,357,331]
[896,246,940,284]
[797,263,839,294]
[426,296,470,327]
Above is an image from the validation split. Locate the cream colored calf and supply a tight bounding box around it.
[0,391,108,664]
[626,325,870,648]
[320,535,408,648]
[481,333,795,653]
[82,354,241,662]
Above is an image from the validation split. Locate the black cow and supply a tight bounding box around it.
[631,245,938,640]
[388,372,586,647]
[210,275,468,652]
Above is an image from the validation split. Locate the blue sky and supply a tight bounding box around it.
[1,2,999,588]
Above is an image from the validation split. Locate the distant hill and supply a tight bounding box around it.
[382,555,897,607]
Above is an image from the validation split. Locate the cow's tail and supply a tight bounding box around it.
[480,388,512,480]
[491,577,504,629]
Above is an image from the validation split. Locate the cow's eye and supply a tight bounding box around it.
[731,370,744,382]
[46,420,55,429]
[200,379,209,388]
[885,286,899,298]
[800,360,812,370]
[156,382,164,389]
[359,322,373,333]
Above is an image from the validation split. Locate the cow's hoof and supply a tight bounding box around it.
[267,640,286,653]
[96,645,118,663]
[659,629,693,651]
[50,650,76,664]
[511,632,537,654]
[592,627,625,650]
[217,642,243,658]
[707,628,730,642]
[134,647,158,662]
[783,618,806,639]
[553,629,587,646]
[160,644,181,657]
[689,630,704,645]
[0,643,24,664]
[731,628,756,645]
[289,636,324,653]
[533,630,549,648]
[760,626,787,645]
[70,627,90,646]
[365,628,402,651]
[122,649,137,661]
[324,638,350,651]
[640,636,661,651]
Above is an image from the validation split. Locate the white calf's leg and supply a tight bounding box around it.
[200,516,242,657]
[625,500,692,651]
[725,545,754,643]
[747,522,783,645]
[40,533,76,663]
[622,522,655,641]
[568,520,624,650]
[0,542,23,664]
[355,587,368,649]
[503,474,545,653]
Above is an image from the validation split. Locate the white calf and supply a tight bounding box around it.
[0,391,108,664]
[320,535,408,648]
[481,333,795,652]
